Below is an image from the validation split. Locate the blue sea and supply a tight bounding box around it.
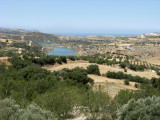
[52,33,140,37]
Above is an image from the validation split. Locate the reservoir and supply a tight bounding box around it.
[37,42,77,56]
[48,46,77,56]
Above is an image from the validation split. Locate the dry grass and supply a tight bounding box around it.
[45,61,159,79]
[88,74,137,97]
[44,60,159,97]
[142,53,160,65]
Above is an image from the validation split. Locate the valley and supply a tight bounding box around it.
[1,28,160,119]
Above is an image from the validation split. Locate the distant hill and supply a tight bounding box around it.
[1,28,159,42]
[0,28,59,42]
[137,33,160,38]
[0,28,118,42]
[0,28,27,34]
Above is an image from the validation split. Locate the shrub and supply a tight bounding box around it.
[0,98,20,120]
[114,90,135,105]
[9,56,31,70]
[68,56,75,61]
[0,98,57,120]
[96,59,105,64]
[124,80,129,85]
[87,64,101,75]
[134,83,139,88]
[129,64,136,71]
[35,86,80,119]
[117,96,160,120]
[120,62,126,69]
[60,56,67,63]
[20,103,57,120]
[157,71,160,76]
[124,69,127,72]
[106,71,149,84]
[64,67,94,85]
[129,64,145,71]
[56,58,62,64]
[151,77,160,89]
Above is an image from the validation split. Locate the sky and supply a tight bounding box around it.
[0,0,160,35]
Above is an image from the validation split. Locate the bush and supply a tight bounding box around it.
[87,64,101,75]
[9,56,31,70]
[56,58,62,64]
[0,98,57,120]
[157,71,160,76]
[129,64,145,71]
[60,56,67,63]
[68,56,75,61]
[117,96,160,120]
[134,83,139,88]
[151,77,160,89]
[129,64,136,71]
[124,80,129,85]
[120,62,126,69]
[20,103,57,120]
[64,67,94,85]
[35,86,80,119]
[106,71,148,83]
[96,59,105,64]
[31,55,56,66]
[124,69,127,72]
[0,98,20,120]
[114,90,135,105]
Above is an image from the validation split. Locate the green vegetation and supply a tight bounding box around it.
[106,71,149,83]
[117,96,160,120]
[120,62,126,69]
[0,51,15,57]
[56,58,62,64]
[67,56,75,61]
[0,98,57,120]
[124,68,127,72]
[60,56,67,63]
[87,64,101,75]
[124,79,129,85]
[1,49,160,119]
[129,64,145,71]
[11,42,41,53]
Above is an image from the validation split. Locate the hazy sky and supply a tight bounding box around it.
[0,0,160,35]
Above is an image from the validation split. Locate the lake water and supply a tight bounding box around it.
[37,42,77,56]
[48,46,77,56]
